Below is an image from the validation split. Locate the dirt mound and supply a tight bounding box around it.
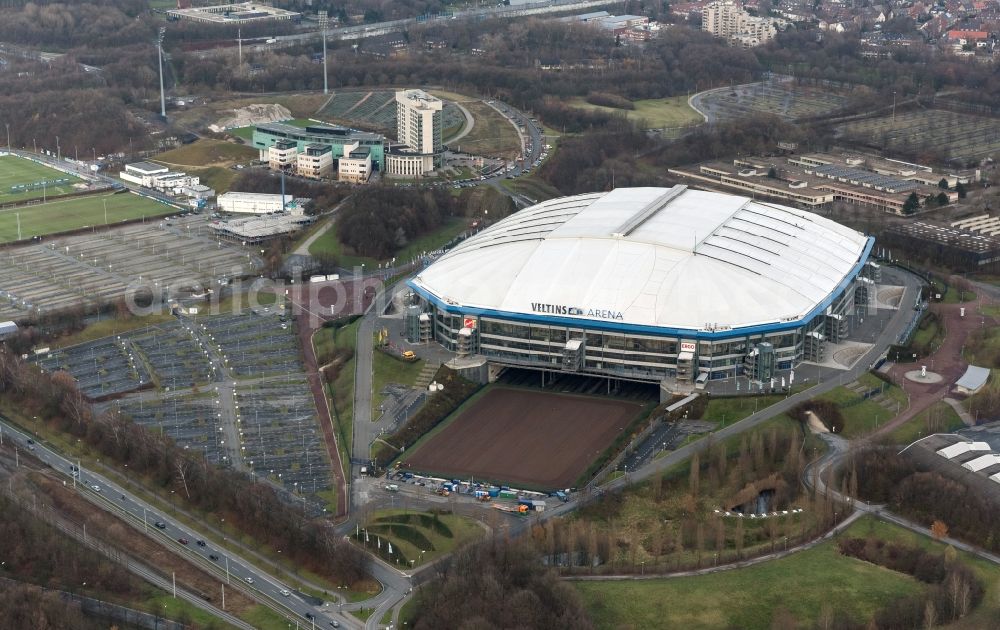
[209,103,292,132]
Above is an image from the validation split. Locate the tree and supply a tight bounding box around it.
[689,452,701,497]
[903,192,920,214]
[931,520,949,540]
[956,182,967,198]
[937,191,949,206]
[939,178,950,189]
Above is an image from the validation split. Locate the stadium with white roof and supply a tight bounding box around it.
[407,186,877,392]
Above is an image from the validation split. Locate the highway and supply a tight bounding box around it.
[0,417,357,630]
[255,0,624,49]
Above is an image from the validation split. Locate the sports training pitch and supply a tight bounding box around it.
[0,191,175,243]
[0,155,83,204]
[404,387,644,489]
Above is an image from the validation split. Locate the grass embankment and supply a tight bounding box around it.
[154,139,257,167]
[575,516,962,630]
[188,166,238,194]
[353,509,484,569]
[0,191,174,243]
[372,351,424,420]
[241,604,298,630]
[701,394,787,427]
[315,317,360,466]
[894,310,946,360]
[49,312,177,349]
[940,284,976,304]
[375,368,484,468]
[885,400,965,444]
[308,216,468,268]
[500,176,562,203]
[964,313,1000,368]
[815,374,907,438]
[566,95,702,129]
[452,100,522,160]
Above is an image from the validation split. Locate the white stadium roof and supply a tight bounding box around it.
[411,187,871,333]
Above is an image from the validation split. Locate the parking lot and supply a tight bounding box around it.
[114,393,231,465]
[0,214,255,319]
[236,379,333,498]
[34,336,152,399]
[35,306,339,510]
[197,308,304,379]
[128,321,220,389]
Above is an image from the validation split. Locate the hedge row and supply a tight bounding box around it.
[373,366,482,468]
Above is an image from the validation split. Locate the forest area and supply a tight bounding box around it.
[4,0,1000,165]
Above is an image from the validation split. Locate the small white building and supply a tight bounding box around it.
[217,191,310,215]
[150,171,200,194]
[338,143,372,183]
[955,365,990,396]
[119,161,169,187]
[297,143,333,179]
[183,184,215,200]
[0,320,17,340]
[267,139,298,171]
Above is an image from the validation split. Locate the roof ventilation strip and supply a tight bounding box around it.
[610,185,687,238]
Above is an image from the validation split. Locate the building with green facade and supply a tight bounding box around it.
[252,123,386,172]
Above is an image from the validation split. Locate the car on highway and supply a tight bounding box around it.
[196,540,206,547]
[245,576,254,584]
[305,613,315,621]
[178,538,189,545]
[280,589,290,597]
[154,521,167,529]
[91,485,101,492]
[330,621,340,628]
[209,554,220,561]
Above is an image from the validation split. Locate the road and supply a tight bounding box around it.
[0,418,359,630]
[804,431,1000,567]
[256,0,621,49]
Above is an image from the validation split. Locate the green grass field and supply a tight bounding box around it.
[575,516,928,630]
[0,191,176,243]
[567,95,702,129]
[308,217,468,268]
[885,400,965,445]
[817,382,899,438]
[0,155,83,204]
[577,515,1000,629]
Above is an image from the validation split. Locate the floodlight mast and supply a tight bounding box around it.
[158,27,167,121]
[318,11,329,95]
